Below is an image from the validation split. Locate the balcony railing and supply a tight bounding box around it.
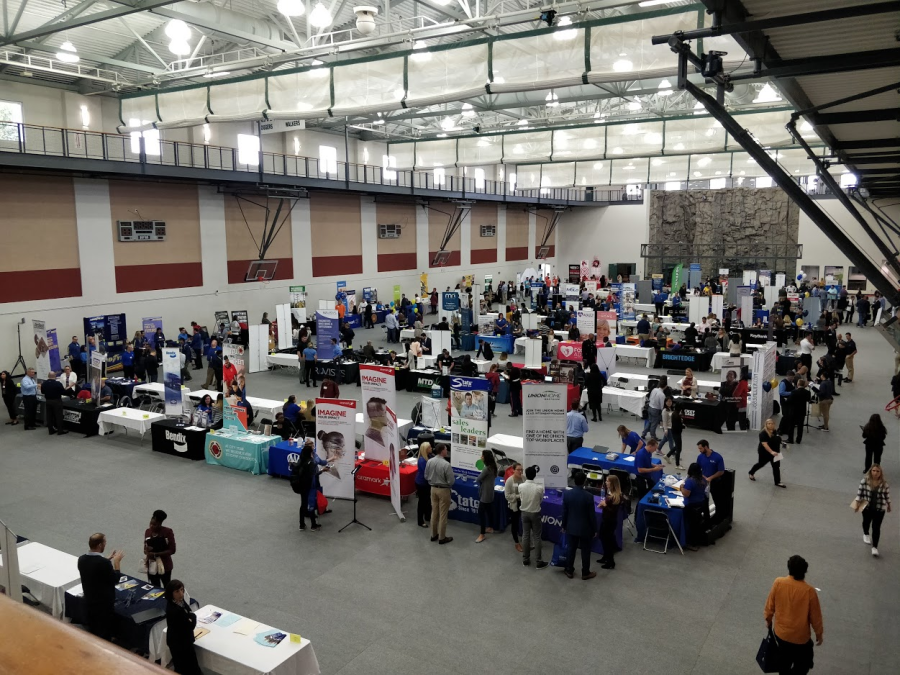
[0,121,645,204]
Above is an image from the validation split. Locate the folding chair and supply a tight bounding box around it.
[642,509,684,555]
[118,395,132,409]
[582,463,606,495]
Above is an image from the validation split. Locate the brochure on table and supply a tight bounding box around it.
[315,398,356,500]
[522,382,568,488]
[449,376,490,477]
[360,365,396,462]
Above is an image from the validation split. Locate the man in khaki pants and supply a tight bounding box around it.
[425,444,455,544]
[843,332,858,382]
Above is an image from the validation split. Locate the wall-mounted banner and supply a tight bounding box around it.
[290,285,307,323]
[89,351,105,402]
[315,398,357,500]
[85,314,127,371]
[360,364,396,462]
[568,264,580,283]
[596,310,617,342]
[222,343,245,393]
[315,309,340,349]
[450,376,491,477]
[576,309,595,337]
[46,328,61,374]
[162,348,182,417]
[420,273,428,298]
[442,292,460,311]
[31,320,50,380]
[385,405,404,520]
[522,382,568,489]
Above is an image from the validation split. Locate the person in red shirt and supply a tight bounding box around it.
[222,356,238,389]
[319,376,340,399]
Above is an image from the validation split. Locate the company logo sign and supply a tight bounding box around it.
[550,464,560,474]
[165,430,188,452]
[209,441,223,459]
[541,515,563,527]
[63,410,81,423]
[450,490,478,512]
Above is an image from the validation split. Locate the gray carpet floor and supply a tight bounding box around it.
[1,322,898,674]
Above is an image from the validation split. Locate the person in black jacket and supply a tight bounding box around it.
[77,533,125,641]
[164,579,201,675]
[788,379,811,444]
[585,363,606,422]
[582,333,597,367]
[561,471,598,580]
[476,340,494,361]
[146,350,160,383]
[862,414,887,472]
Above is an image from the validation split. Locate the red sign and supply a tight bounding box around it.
[557,341,583,361]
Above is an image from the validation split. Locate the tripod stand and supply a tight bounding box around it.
[10,321,27,377]
[339,464,371,533]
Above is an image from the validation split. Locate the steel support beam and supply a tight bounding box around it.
[730,49,900,81]
[809,109,899,126]
[14,39,164,74]
[835,139,900,151]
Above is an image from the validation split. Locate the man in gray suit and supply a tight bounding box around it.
[562,471,598,580]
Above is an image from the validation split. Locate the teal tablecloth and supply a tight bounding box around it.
[204,429,281,475]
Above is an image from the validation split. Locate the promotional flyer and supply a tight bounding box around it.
[32,320,50,380]
[162,348,182,417]
[360,364,396,462]
[449,376,491,477]
[522,382,567,488]
[315,398,357,500]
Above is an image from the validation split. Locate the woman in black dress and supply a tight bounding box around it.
[585,363,607,422]
[598,475,622,569]
[164,579,200,675]
[1,370,18,425]
[862,413,887,472]
[749,418,786,487]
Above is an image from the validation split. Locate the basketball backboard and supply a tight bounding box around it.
[535,246,551,260]
[431,250,451,266]
[245,259,279,281]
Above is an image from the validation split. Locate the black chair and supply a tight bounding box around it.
[642,509,683,555]
[118,395,132,409]
[582,463,605,495]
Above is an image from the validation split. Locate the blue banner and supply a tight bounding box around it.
[363,287,375,302]
[442,292,459,311]
[316,310,340,349]
[609,283,623,316]
[461,307,472,334]
[46,328,61,374]
[84,313,127,371]
[142,317,162,349]
[162,347,182,416]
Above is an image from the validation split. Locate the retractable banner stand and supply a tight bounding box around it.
[31,320,50,380]
[450,376,491,478]
[214,311,229,335]
[46,328,61,374]
[360,365,396,462]
[564,283,580,310]
[89,351,105,402]
[576,309,595,337]
[621,283,637,320]
[671,263,683,293]
[315,398,356,500]
[85,314,127,371]
[142,317,163,350]
[442,292,460,312]
[316,309,340,349]
[596,310,617,342]
[290,286,307,323]
[719,356,744,433]
[568,264,581,283]
[522,382,567,489]
[750,343,777,431]
[385,405,405,520]
[477,314,494,335]
[162,348,182,417]
[222,343,245,390]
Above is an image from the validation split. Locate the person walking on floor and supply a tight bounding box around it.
[426,444,455,544]
[504,363,522,417]
[854,464,891,557]
[143,509,176,587]
[597,475,622,569]
[475,450,498,543]
[749,418,786,488]
[504,463,525,553]
[415,442,433,528]
[643,375,667,444]
[566,400,589,453]
[862,414,887,473]
[292,442,325,531]
[815,372,834,431]
[788,379,811,444]
[764,555,824,675]
[664,401,685,469]
[518,466,547,568]
[561,471,598,580]
[585,363,606,421]
[164,579,201,675]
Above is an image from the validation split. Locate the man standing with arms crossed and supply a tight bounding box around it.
[425,444,455,545]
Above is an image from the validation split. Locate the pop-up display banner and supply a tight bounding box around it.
[315,398,357,500]
[360,364,396,462]
[576,309,595,337]
[46,328,61,374]
[450,376,491,478]
[85,314,127,371]
[222,343,245,391]
[89,351,105,402]
[162,347,182,417]
[596,310,617,342]
[522,382,567,489]
[386,405,404,521]
[142,317,162,350]
[32,319,50,380]
[316,309,340,349]
[290,285,307,324]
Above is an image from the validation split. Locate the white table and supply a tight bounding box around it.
[514,336,528,354]
[602,386,648,417]
[472,358,493,374]
[246,396,285,420]
[187,389,221,404]
[634,303,657,314]
[98,408,165,441]
[607,372,655,390]
[711,352,753,371]
[418,354,437,369]
[613,344,654,368]
[159,604,320,675]
[354,412,413,440]
[486,433,524,463]
[676,377,721,395]
[0,542,81,619]
[133,382,165,398]
[267,353,299,370]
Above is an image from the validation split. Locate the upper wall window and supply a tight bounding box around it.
[237,133,260,166]
[320,145,338,174]
[0,100,23,142]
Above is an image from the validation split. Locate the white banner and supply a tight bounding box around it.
[450,376,491,477]
[523,382,568,489]
[162,347,182,417]
[31,319,50,380]
[750,342,777,431]
[385,405,404,520]
[477,314,494,335]
[315,398,356,500]
[360,364,396,462]
[576,309,595,337]
[420,395,441,429]
[90,351,105,402]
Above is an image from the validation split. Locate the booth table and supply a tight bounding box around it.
[776,351,799,376]
[567,446,661,475]
[0,541,81,619]
[602,387,648,417]
[98,407,164,441]
[354,458,418,497]
[675,396,726,433]
[659,349,714,372]
[133,382,165,399]
[613,344,654,368]
[448,476,507,531]
[406,426,452,446]
[607,372,657,391]
[635,477,687,547]
[151,419,208,460]
[14,393,46,426]
[472,358,493,374]
[105,377,136,400]
[406,369,443,394]
[418,354,438,369]
[477,334,516,355]
[62,400,107,436]
[205,429,281,475]
[314,359,360,386]
[267,353,299,370]
[711,352,753,371]
[542,490,624,555]
[486,433,524,463]
[676,377,721,395]
[245,396,284,421]
[159,604,320,675]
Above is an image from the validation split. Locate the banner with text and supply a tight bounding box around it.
[142,317,163,350]
[442,291,460,311]
[450,376,491,477]
[46,328,61,374]
[290,285,307,323]
[523,382,568,489]
[360,364,397,462]
[162,347,182,416]
[32,320,50,380]
[85,314,127,371]
[564,283,580,309]
[576,309,595,337]
[620,283,636,320]
[315,309,340,351]
[222,343,245,393]
[315,398,357,500]
[386,405,404,520]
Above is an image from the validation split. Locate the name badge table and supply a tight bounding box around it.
[62,400,108,437]
[353,458,418,497]
[659,349,714,372]
[205,429,281,475]
[602,387,648,417]
[541,490,625,555]
[98,407,165,441]
[448,476,508,531]
[314,359,360,386]
[635,477,688,546]
[151,419,208,460]
[0,541,80,619]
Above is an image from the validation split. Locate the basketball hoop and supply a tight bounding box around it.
[886,395,900,412]
[256,273,270,287]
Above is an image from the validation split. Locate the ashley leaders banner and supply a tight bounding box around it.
[315,398,356,500]
[523,382,568,489]
[450,376,491,477]
[162,347,182,416]
[360,364,396,462]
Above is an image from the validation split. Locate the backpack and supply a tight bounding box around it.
[289,460,305,494]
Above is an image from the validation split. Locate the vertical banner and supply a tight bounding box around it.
[420,396,442,428]
[89,351,105,402]
[750,343,777,431]
[759,270,772,287]
[223,403,248,430]
[360,365,397,462]
[385,405,404,520]
[46,328,61,374]
[442,292,460,311]
[477,314,494,335]
[580,259,590,281]
[596,310,618,342]
[564,283,580,309]
[315,398,357,500]
[688,263,702,290]
[620,283,637,320]
[584,280,598,295]
[576,309,595,337]
[522,382,568,489]
[290,285,307,323]
[651,274,664,292]
[393,284,402,305]
[222,343,245,391]
[84,314,127,371]
[214,311,229,335]
[671,263,683,292]
[718,356,744,433]
[449,376,491,477]
[142,317,163,350]
[31,320,50,380]
[463,274,475,290]
[737,286,753,325]
[162,348,182,416]
[568,264,581,283]
[420,273,428,298]
[315,309,340,350]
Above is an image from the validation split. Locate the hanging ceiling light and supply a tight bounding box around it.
[440,116,456,131]
[461,103,475,118]
[553,16,577,41]
[657,79,673,96]
[277,0,305,16]
[164,19,191,41]
[309,2,333,28]
[627,101,642,111]
[56,41,79,63]
[169,40,191,56]
[753,82,782,103]
[517,119,529,126]
[545,92,559,107]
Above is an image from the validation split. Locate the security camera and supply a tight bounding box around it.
[354,6,378,35]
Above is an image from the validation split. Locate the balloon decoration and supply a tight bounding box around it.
[762,381,772,393]
[795,318,803,327]
[770,378,779,389]
[390,301,395,307]
[802,310,809,318]
[805,292,810,298]
[797,274,804,281]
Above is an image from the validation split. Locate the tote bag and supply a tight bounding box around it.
[756,629,781,673]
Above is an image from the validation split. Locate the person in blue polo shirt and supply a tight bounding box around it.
[68,336,81,365]
[330,338,343,360]
[635,437,663,499]
[303,343,317,387]
[494,313,508,336]
[121,344,135,380]
[617,424,644,455]
[680,462,708,550]
[636,314,651,341]
[283,395,301,425]
[696,439,727,513]
[191,329,204,370]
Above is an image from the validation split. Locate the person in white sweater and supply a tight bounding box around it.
[504,463,525,553]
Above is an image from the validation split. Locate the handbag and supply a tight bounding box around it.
[850,498,868,512]
[550,533,569,567]
[756,628,781,673]
[810,402,821,418]
[148,557,158,576]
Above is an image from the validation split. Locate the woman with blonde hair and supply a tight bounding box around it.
[415,441,433,528]
[749,418,786,488]
[504,463,525,553]
[598,475,623,569]
[680,368,698,397]
[854,464,892,557]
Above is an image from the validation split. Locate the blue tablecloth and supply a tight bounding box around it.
[478,334,515,355]
[374,309,388,324]
[634,478,687,546]
[460,334,476,351]
[345,314,362,329]
[205,430,281,475]
[567,447,661,475]
[541,489,624,555]
[267,440,303,478]
[449,476,508,531]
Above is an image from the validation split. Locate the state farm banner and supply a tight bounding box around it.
[315,398,356,500]
[385,404,404,520]
[162,347,182,417]
[576,309,595,337]
[222,343,245,393]
[523,382,567,489]
[360,364,396,462]
[557,341,582,362]
[596,310,617,342]
[449,376,491,477]
[32,320,50,380]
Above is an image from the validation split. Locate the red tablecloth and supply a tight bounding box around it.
[511,362,547,375]
[566,383,579,408]
[354,459,417,497]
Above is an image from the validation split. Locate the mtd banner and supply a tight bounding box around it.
[360,364,396,462]
[162,348,182,416]
[315,398,357,500]
[523,382,567,489]
[449,376,491,477]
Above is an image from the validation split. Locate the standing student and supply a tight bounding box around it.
[749,419,786,488]
[0,370,18,426]
[504,463,525,553]
[426,444,455,545]
[145,352,159,383]
[77,533,125,641]
[303,342,317,388]
[843,331,858,382]
[518,466,547,568]
[565,401,589,453]
[415,442,433,528]
[597,475,622,570]
[20,367,38,431]
[143,509,176,588]
[862,413,887,472]
[764,556,824,675]
[121,344,135,379]
[664,402,685,469]
[293,442,325,531]
[164,579,201,675]
[788,379,811,444]
[815,371,834,431]
[39,372,66,435]
[584,363,606,422]
[854,464,892,557]
[561,471,598,581]
[475,450,498,543]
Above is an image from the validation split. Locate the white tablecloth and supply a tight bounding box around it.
[710,352,753,371]
[514,337,527,354]
[159,604,320,675]
[676,377,721,394]
[267,353,299,369]
[486,433,524,462]
[133,383,165,398]
[98,408,165,437]
[399,328,416,341]
[246,397,284,420]
[602,387,648,417]
[0,542,81,619]
[607,372,654,390]
[418,354,437,369]
[613,345,654,368]
[472,358,493,373]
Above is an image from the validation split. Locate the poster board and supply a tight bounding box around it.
[522,382,567,489]
[315,398,357,500]
[360,365,396,462]
[449,376,491,477]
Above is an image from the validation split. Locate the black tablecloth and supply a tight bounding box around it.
[105,378,136,400]
[62,400,104,436]
[407,370,444,394]
[677,397,725,433]
[776,352,799,376]
[659,349,714,372]
[14,394,47,426]
[151,419,208,460]
[314,360,360,386]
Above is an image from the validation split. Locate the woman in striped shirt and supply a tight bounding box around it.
[855,464,891,557]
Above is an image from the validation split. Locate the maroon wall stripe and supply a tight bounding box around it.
[227,258,294,284]
[377,252,417,273]
[116,262,203,293]
[471,249,497,265]
[0,268,81,304]
[506,246,528,261]
[312,255,363,277]
[429,250,461,268]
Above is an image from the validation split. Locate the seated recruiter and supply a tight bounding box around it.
[635,438,664,499]
[436,349,454,373]
[681,368,698,397]
[99,379,113,405]
[678,462,709,551]
[283,395,301,425]
[617,424,644,455]
[494,313,509,336]
[361,341,377,361]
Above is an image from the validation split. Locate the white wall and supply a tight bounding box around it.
[1,80,117,131]
[557,201,649,279]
